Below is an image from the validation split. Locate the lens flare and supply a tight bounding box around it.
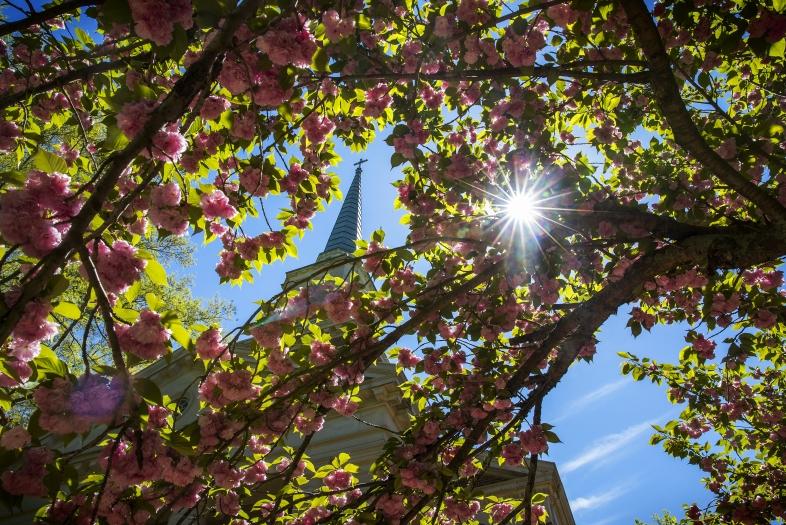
[504,191,541,224]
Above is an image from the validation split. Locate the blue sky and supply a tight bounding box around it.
[183,137,708,524]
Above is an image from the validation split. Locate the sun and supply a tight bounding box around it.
[503,190,541,224]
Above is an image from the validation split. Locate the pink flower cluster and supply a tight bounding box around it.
[322,10,354,42]
[117,100,155,139]
[196,327,228,360]
[364,84,393,118]
[8,299,57,363]
[309,340,336,366]
[257,16,317,67]
[152,127,188,161]
[324,469,352,490]
[303,113,336,144]
[239,167,270,197]
[501,425,548,465]
[89,239,146,295]
[1,447,53,496]
[200,95,230,121]
[502,20,548,67]
[0,119,20,152]
[324,291,355,324]
[129,0,193,46]
[0,426,30,449]
[35,375,126,434]
[692,335,716,360]
[149,182,189,235]
[201,190,238,220]
[0,171,81,257]
[116,309,170,360]
[199,369,260,407]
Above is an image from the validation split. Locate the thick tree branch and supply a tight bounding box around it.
[77,245,126,375]
[0,0,100,37]
[328,64,651,84]
[0,56,145,110]
[408,225,786,521]
[620,0,786,223]
[563,201,751,241]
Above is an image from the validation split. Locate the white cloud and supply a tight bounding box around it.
[586,513,625,525]
[570,484,632,512]
[554,379,630,422]
[561,419,655,473]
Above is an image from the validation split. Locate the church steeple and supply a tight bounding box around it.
[319,159,365,259]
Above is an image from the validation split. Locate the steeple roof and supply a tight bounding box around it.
[320,159,365,256]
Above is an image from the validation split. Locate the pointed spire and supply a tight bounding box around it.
[321,159,365,256]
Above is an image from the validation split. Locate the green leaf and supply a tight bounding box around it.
[53,301,81,320]
[34,347,69,379]
[170,323,191,349]
[311,47,329,72]
[0,170,26,187]
[769,38,785,58]
[135,378,163,405]
[145,260,167,286]
[33,149,68,173]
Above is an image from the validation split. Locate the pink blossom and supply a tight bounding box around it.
[548,4,578,28]
[1,447,53,496]
[692,335,716,359]
[503,34,536,67]
[252,70,293,106]
[324,469,352,490]
[116,100,155,139]
[397,348,422,368]
[9,299,57,358]
[309,340,336,365]
[200,95,230,121]
[199,370,260,407]
[195,327,228,360]
[0,426,30,449]
[231,111,256,141]
[257,16,317,67]
[0,119,20,152]
[216,250,242,280]
[201,190,238,220]
[302,113,335,143]
[219,57,252,95]
[322,10,354,42]
[456,0,490,25]
[36,375,126,434]
[149,182,189,235]
[363,83,393,118]
[250,323,281,349]
[753,309,777,330]
[88,239,147,295]
[0,171,80,257]
[324,291,354,324]
[520,425,549,454]
[239,167,269,196]
[116,309,170,360]
[152,129,187,161]
[715,137,737,160]
[129,0,193,46]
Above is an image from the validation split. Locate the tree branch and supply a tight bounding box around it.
[328,64,651,85]
[0,0,100,37]
[77,245,126,375]
[620,0,786,223]
[0,56,147,110]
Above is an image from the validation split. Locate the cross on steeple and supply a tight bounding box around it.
[320,159,366,256]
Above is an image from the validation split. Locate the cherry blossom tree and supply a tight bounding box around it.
[0,0,785,523]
